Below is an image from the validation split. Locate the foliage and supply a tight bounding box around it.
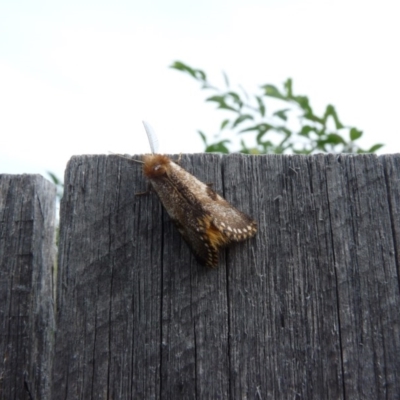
[47,171,64,200]
[170,61,384,154]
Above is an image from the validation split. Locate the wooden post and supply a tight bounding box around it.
[0,174,56,400]
[51,153,400,399]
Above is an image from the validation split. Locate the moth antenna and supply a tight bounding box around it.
[109,151,144,164]
[142,120,159,154]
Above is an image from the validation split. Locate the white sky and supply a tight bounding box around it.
[1,0,399,181]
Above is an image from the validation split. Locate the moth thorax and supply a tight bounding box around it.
[142,154,171,178]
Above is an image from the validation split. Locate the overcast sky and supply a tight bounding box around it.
[1,0,399,181]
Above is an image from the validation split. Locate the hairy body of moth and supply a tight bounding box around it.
[142,154,257,268]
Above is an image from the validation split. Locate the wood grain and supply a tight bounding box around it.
[54,154,400,399]
[0,174,56,400]
[4,154,397,399]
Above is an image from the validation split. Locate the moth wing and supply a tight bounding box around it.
[168,163,257,242]
[171,215,220,268]
[170,186,256,267]
[199,189,257,243]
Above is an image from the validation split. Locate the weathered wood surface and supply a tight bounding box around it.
[0,174,56,400]
[51,153,400,399]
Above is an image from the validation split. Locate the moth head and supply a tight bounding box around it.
[143,154,171,178]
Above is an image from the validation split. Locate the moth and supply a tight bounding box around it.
[133,121,257,268]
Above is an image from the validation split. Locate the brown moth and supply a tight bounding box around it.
[137,121,257,268]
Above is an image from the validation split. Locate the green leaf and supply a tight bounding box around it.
[47,171,64,200]
[227,91,243,107]
[232,114,253,128]
[206,95,224,103]
[170,61,191,73]
[273,108,290,121]
[299,125,316,138]
[239,139,250,154]
[367,143,384,153]
[349,127,363,141]
[170,61,206,81]
[325,133,346,145]
[206,95,238,112]
[239,126,259,133]
[261,84,285,99]
[205,140,231,154]
[276,126,292,137]
[315,139,328,151]
[47,171,62,186]
[303,111,324,124]
[256,128,269,144]
[220,119,230,130]
[284,78,293,98]
[323,105,344,129]
[293,95,313,115]
[240,123,272,134]
[255,96,266,117]
[198,130,207,145]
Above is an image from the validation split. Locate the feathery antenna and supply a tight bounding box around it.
[142,120,159,154]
